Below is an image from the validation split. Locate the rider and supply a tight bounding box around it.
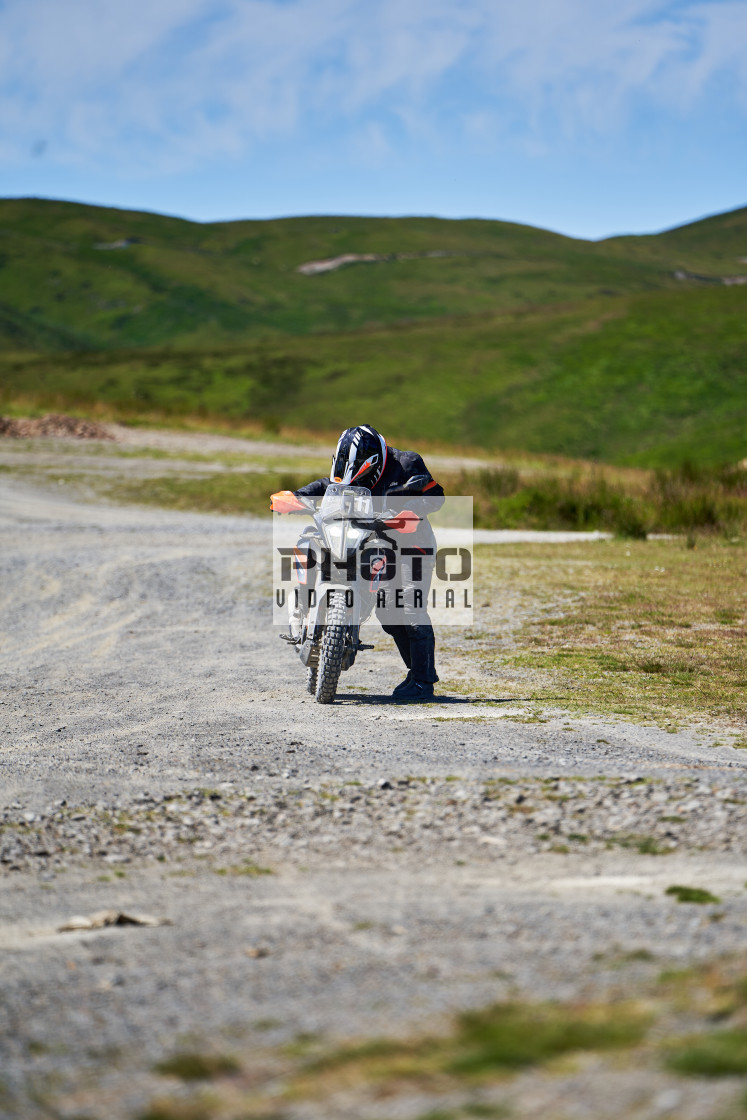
[293,424,444,702]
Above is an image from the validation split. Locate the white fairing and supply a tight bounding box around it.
[319,484,372,561]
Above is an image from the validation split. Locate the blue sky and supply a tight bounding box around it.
[1,0,745,239]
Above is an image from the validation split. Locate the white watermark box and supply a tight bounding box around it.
[272,492,473,627]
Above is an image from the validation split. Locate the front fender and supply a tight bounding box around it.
[315,584,361,625]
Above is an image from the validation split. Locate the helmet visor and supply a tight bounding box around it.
[331,447,381,485]
[330,426,386,486]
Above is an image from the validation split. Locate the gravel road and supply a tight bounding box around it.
[1,469,745,1120]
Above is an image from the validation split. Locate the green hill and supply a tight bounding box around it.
[3,196,737,350]
[0,198,745,465]
[605,206,747,276]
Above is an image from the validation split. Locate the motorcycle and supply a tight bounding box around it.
[273,482,425,703]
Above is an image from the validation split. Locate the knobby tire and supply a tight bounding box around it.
[315,591,347,704]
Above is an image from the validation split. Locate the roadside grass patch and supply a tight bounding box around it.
[622,949,656,963]
[665,885,721,905]
[594,831,670,856]
[153,1051,240,1081]
[655,960,747,1020]
[665,1030,747,1077]
[449,1003,646,1074]
[97,470,309,518]
[299,1001,648,1091]
[446,460,747,537]
[474,538,747,727]
[634,836,669,855]
[214,861,272,877]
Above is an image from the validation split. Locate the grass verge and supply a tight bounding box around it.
[153,1052,240,1081]
[665,885,722,905]
[93,471,310,517]
[468,537,747,727]
[448,461,747,537]
[277,1001,650,1105]
[665,1030,747,1077]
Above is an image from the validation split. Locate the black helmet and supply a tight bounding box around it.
[330,425,387,488]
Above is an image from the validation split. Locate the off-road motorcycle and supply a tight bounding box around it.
[273,481,426,703]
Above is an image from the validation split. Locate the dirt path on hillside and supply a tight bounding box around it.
[0,469,745,1120]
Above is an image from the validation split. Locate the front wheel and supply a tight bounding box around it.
[315,591,347,703]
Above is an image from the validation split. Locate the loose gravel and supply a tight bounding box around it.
[2,774,745,876]
[0,467,745,1120]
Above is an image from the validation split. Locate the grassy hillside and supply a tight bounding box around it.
[606,205,747,276]
[0,198,745,465]
[2,285,745,465]
[1,197,732,350]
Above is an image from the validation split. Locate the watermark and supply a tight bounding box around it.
[272,489,473,627]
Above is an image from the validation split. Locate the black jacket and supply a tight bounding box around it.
[295,446,444,505]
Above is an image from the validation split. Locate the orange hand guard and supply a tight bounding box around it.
[270,490,307,513]
[384,509,420,533]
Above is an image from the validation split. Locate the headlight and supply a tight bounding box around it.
[344,526,367,549]
[325,521,346,560]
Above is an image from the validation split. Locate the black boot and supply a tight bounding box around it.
[392,671,413,696]
[394,679,434,703]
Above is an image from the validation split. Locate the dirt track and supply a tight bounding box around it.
[1,468,745,1120]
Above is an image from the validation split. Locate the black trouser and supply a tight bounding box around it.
[378,534,438,683]
[380,622,439,683]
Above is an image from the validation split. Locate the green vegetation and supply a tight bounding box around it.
[1,199,746,465]
[665,885,722,905]
[214,861,273,877]
[611,834,668,856]
[302,1001,648,1089]
[0,197,686,349]
[457,461,747,536]
[95,470,309,518]
[655,965,747,1086]
[447,1001,647,1072]
[153,1051,240,1081]
[665,1029,747,1076]
[465,537,747,726]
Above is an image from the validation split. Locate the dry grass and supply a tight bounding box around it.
[448,461,747,537]
[465,537,747,728]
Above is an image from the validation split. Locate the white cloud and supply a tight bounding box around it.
[0,0,744,171]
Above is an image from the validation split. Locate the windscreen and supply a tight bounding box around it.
[319,484,373,522]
